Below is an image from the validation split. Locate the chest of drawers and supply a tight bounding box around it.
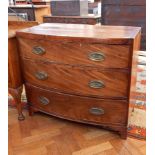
[16,23,141,139]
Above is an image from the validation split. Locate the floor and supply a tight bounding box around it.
[9,108,146,155]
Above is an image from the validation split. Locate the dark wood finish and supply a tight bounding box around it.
[8,21,39,120]
[26,84,128,125]
[101,0,146,50]
[50,0,88,16]
[43,15,101,25]
[18,38,130,68]
[102,0,146,5]
[22,59,129,98]
[16,23,141,139]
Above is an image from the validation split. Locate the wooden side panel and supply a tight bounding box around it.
[8,37,23,88]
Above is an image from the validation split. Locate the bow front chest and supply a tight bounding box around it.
[16,23,141,139]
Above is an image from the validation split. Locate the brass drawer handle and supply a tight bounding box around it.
[89,80,105,89]
[89,107,104,115]
[32,46,46,55]
[35,71,48,80]
[39,96,49,105]
[88,52,105,61]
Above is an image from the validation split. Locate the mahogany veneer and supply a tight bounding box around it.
[16,23,141,139]
[26,84,128,125]
[18,38,130,68]
[22,59,129,98]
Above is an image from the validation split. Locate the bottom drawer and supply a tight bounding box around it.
[25,84,128,126]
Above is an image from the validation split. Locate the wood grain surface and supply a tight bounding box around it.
[25,84,128,126]
[18,38,131,69]
[9,107,146,155]
[8,37,23,88]
[16,23,141,45]
[22,59,129,98]
[8,21,38,38]
[15,23,141,139]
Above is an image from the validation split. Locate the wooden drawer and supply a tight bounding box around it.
[18,38,131,69]
[22,59,129,98]
[26,84,128,125]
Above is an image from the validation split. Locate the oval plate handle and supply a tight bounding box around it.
[32,46,46,55]
[35,71,48,80]
[89,80,105,89]
[89,107,104,115]
[88,52,105,62]
[39,96,49,105]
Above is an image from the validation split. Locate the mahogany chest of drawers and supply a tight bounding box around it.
[16,23,141,139]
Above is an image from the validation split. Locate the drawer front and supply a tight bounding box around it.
[22,59,129,98]
[18,38,131,69]
[26,84,128,125]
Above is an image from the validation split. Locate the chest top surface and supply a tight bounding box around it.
[16,23,141,44]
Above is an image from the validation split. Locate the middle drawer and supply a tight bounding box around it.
[22,59,129,98]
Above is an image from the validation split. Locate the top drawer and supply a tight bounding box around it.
[18,38,131,69]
